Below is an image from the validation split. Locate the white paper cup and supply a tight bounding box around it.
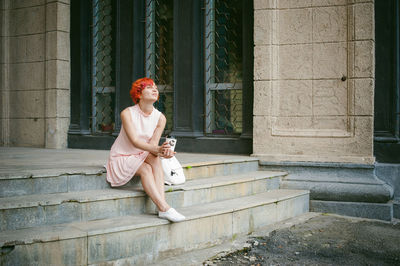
[166,137,177,152]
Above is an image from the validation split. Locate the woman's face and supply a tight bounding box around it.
[141,83,159,102]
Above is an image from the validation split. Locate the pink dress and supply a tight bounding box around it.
[105,105,161,187]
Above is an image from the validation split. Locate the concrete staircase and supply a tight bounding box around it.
[0,157,309,265]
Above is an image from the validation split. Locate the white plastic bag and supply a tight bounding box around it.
[161,156,186,185]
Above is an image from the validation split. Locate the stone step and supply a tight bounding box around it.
[0,189,309,266]
[0,171,286,231]
[0,158,259,197]
[310,200,394,222]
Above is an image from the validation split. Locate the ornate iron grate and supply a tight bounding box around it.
[92,0,115,134]
[205,0,243,135]
[145,0,174,133]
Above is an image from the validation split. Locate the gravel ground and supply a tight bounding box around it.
[204,214,400,266]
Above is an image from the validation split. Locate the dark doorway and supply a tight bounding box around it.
[374,0,400,163]
[69,0,253,154]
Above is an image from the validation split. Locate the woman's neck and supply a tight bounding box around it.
[138,101,154,115]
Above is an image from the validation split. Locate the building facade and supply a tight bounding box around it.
[0,0,398,163]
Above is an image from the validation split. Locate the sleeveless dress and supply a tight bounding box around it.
[105,104,161,187]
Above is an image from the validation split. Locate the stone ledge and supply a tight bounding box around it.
[0,189,309,246]
[262,161,394,203]
[311,200,393,221]
[394,201,400,219]
[0,171,286,210]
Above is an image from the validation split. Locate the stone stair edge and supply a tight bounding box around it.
[0,189,309,246]
[0,158,260,180]
[0,170,287,210]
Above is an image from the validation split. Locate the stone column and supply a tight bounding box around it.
[0,0,70,148]
[2,0,47,147]
[0,0,10,146]
[253,0,375,164]
[45,0,70,148]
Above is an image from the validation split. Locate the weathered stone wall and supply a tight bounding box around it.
[0,0,70,148]
[253,0,375,164]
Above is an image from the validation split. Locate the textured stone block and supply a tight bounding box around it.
[354,78,373,115]
[9,118,45,147]
[254,10,273,45]
[10,0,45,9]
[313,6,347,42]
[277,195,309,221]
[45,89,70,118]
[9,6,45,36]
[88,226,160,264]
[278,0,312,8]
[274,80,312,116]
[253,81,271,115]
[33,175,68,194]
[312,0,347,6]
[394,202,400,219]
[354,3,374,40]
[253,115,270,141]
[272,116,349,133]
[46,2,70,32]
[81,200,120,221]
[310,200,393,221]
[254,45,272,80]
[9,90,45,118]
[233,204,277,235]
[254,0,275,10]
[1,207,44,230]
[167,213,233,251]
[43,202,81,225]
[0,179,34,197]
[278,44,313,79]
[48,0,70,4]
[46,30,70,60]
[9,34,45,63]
[313,79,348,116]
[46,60,70,89]
[67,174,110,191]
[45,117,69,148]
[254,114,372,162]
[9,62,45,91]
[313,42,347,79]
[349,40,374,78]
[353,116,373,155]
[1,238,87,266]
[278,8,312,44]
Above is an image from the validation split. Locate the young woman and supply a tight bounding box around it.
[105,77,185,222]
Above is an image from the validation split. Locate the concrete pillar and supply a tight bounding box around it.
[253,0,375,164]
[0,0,70,148]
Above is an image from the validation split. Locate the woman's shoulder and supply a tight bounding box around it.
[120,106,135,119]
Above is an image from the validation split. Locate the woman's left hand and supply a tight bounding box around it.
[159,141,175,158]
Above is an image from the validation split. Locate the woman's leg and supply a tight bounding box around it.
[145,153,165,200]
[136,162,169,212]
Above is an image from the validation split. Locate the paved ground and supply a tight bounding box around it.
[205,214,400,266]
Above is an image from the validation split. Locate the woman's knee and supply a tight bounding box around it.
[137,162,152,177]
[146,154,162,168]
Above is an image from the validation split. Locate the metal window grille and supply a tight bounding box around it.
[92,0,115,134]
[205,0,243,135]
[145,0,174,133]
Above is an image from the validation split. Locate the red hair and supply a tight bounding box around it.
[130,77,155,104]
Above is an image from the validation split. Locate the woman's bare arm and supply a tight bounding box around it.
[149,114,174,158]
[121,108,161,155]
[149,113,166,146]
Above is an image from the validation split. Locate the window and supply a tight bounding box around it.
[205,0,243,135]
[92,0,116,134]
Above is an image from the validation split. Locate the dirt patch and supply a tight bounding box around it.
[205,215,400,265]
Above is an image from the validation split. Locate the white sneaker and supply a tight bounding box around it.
[158,208,186,222]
